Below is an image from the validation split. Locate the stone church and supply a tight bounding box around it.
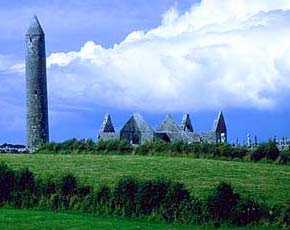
[98,111,227,145]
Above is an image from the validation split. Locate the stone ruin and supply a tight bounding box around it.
[97,111,227,145]
[24,16,228,149]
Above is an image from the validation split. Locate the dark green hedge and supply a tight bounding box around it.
[37,139,290,165]
[0,162,289,228]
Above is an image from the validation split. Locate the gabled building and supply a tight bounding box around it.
[156,114,182,133]
[155,114,190,143]
[120,113,154,145]
[100,113,115,133]
[97,111,227,145]
[97,113,119,141]
[180,114,194,132]
[212,110,227,143]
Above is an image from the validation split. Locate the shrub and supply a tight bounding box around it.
[60,174,78,197]
[38,139,98,154]
[15,168,35,193]
[161,182,191,223]
[251,147,266,161]
[168,197,205,225]
[201,143,218,157]
[82,192,97,214]
[0,163,15,204]
[58,174,78,210]
[251,142,280,162]
[9,191,23,208]
[137,179,170,216]
[38,142,56,152]
[152,140,169,153]
[278,152,290,165]
[231,147,249,159]
[190,198,205,225]
[265,142,280,161]
[38,178,56,196]
[106,140,120,152]
[96,140,132,153]
[207,182,240,225]
[118,140,133,153]
[68,195,81,210]
[84,139,96,152]
[282,202,290,226]
[20,192,39,209]
[96,140,107,151]
[135,141,153,155]
[170,141,187,154]
[217,144,233,158]
[232,198,266,226]
[112,177,139,217]
[96,185,111,214]
[49,194,61,210]
[266,205,284,225]
[77,185,92,198]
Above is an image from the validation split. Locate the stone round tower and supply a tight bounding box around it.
[25,16,49,150]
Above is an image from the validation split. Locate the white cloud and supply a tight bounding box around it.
[45,0,290,112]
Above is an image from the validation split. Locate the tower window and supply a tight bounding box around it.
[34,90,37,96]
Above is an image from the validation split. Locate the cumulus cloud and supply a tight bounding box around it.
[45,0,290,112]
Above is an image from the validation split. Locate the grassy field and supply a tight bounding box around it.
[0,208,279,230]
[0,154,289,205]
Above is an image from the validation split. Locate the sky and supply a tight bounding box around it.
[1,0,290,145]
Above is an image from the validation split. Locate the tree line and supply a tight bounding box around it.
[38,139,290,164]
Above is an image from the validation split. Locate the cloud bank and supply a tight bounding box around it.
[16,0,290,112]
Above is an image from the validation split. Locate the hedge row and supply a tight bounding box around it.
[37,139,290,165]
[0,163,289,228]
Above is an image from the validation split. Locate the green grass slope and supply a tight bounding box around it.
[0,209,279,230]
[0,154,289,205]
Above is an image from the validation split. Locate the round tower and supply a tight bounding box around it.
[25,16,49,150]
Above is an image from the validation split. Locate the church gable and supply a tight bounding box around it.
[120,113,154,144]
[180,114,194,132]
[156,114,181,133]
[100,113,115,133]
[212,111,227,133]
[212,111,227,143]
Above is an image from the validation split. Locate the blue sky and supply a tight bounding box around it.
[1,0,290,145]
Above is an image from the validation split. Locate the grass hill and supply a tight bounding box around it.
[0,154,289,205]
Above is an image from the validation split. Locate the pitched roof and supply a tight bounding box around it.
[212,110,227,132]
[156,114,181,133]
[100,113,115,133]
[180,114,194,132]
[121,113,153,133]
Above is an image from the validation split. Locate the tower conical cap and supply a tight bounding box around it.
[26,16,44,35]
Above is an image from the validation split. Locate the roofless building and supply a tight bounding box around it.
[98,111,228,144]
